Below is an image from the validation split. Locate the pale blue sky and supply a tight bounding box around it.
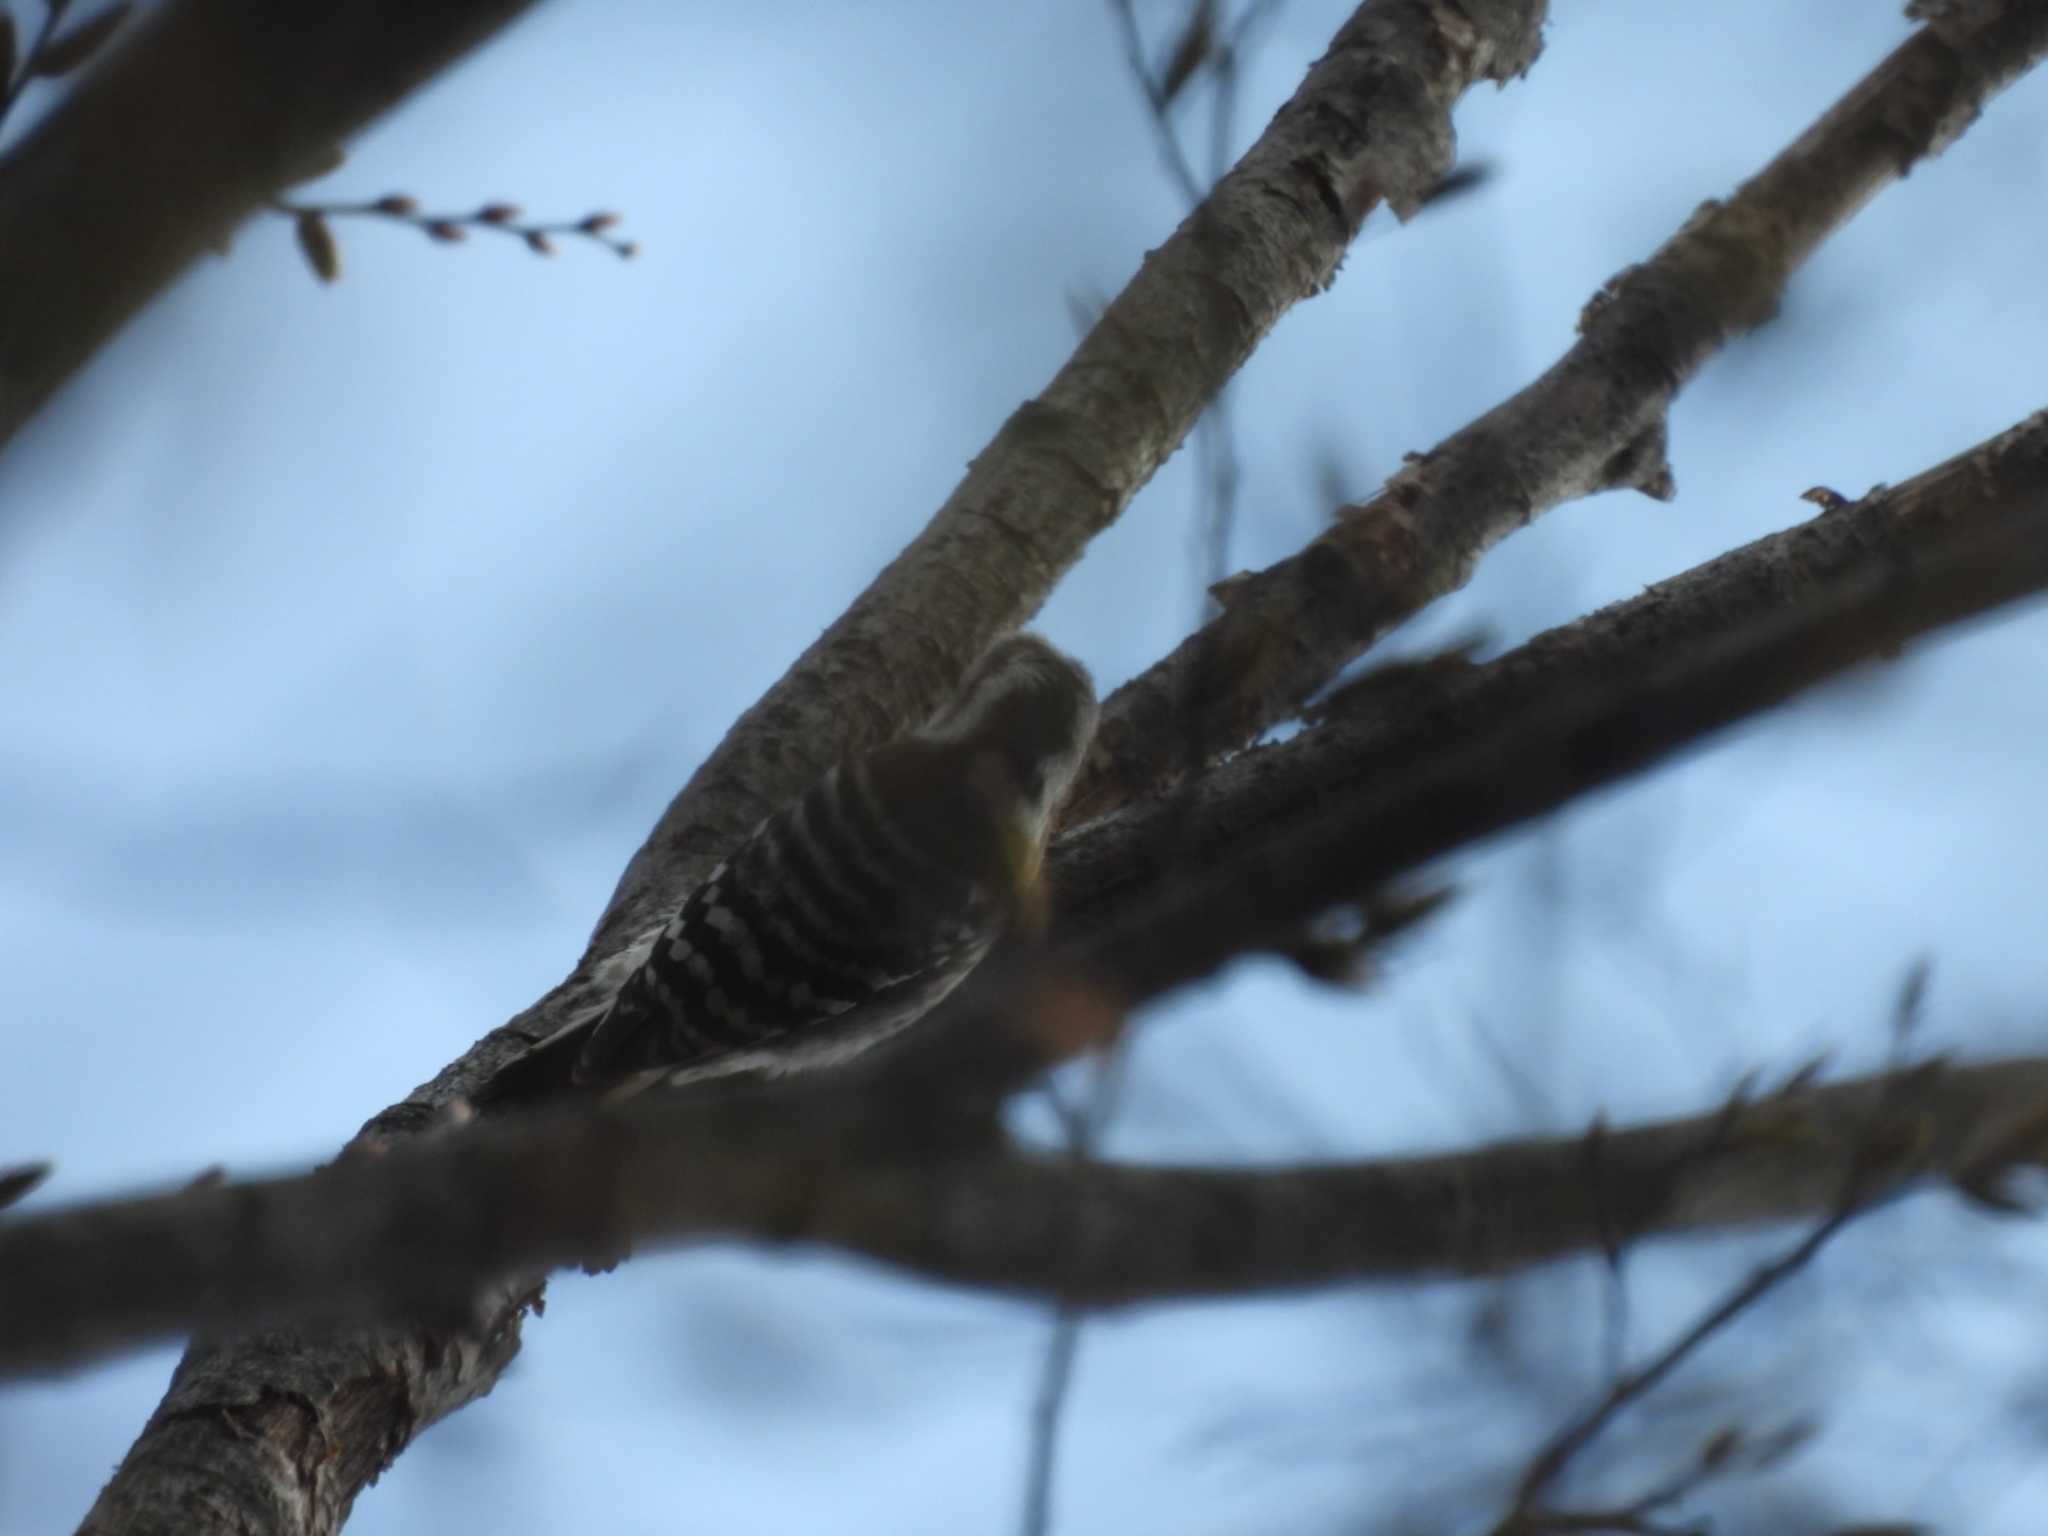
[4,3,2048,1531]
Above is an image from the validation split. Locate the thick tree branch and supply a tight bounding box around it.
[73,6,1551,1531]
[900,405,2048,1097]
[72,384,2039,1536]
[21,407,2048,1383]
[1068,0,2048,820]
[591,0,1549,955]
[4,1049,2041,1378]
[1066,406,2048,1009]
[0,0,542,452]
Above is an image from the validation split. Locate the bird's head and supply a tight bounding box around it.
[925,633,1098,930]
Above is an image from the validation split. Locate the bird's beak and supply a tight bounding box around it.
[999,811,1050,934]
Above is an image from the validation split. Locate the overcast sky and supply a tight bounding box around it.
[4,2,2048,1532]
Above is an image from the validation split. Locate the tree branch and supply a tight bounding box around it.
[69,5,1551,1530]
[1070,409,2048,1010]
[589,0,1550,957]
[0,0,543,454]
[4,1048,2041,1378]
[908,404,2048,1102]
[1068,0,2048,820]
[18,398,2048,1379]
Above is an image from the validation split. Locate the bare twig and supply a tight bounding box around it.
[0,1162,52,1212]
[1019,7,1283,1513]
[1019,1307,1088,1536]
[1503,1203,1860,1531]
[1103,0,1205,204]
[1019,1044,1134,1536]
[1195,12,1248,597]
[0,1,133,132]
[269,194,636,284]
[1498,975,1953,1531]
[1103,0,1276,596]
[1499,1415,1816,1535]
[0,0,545,453]
[0,4,62,130]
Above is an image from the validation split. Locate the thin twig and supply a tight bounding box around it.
[1505,1198,1862,1527]
[0,1163,52,1212]
[1023,10,1275,1523]
[1,0,133,132]
[1019,1041,1135,1536]
[1103,0,1205,205]
[1197,18,1249,596]
[0,2,65,127]
[268,194,637,278]
[1020,1306,1087,1536]
[1503,1010,1939,1529]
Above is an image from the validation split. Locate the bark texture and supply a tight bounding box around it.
[12,404,2046,1380]
[71,4,1551,1530]
[885,406,2048,1101]
[591,0,1551,956]
[1068,0,2048,820]
[1076,408,2048,998]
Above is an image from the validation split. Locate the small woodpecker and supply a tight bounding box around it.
[481,633,1097,1102]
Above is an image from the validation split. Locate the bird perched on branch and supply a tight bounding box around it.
[479,633,1098,1105]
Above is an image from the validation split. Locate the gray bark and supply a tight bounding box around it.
[9,402,2047,1376]
[1070,0,2048,820]
[68,3,1552,1530]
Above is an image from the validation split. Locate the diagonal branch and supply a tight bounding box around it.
[896,404,2048,1097]
[16,403,2048,1383]
[70,6,1551,1531]
[588,0,1550,958]
[1069,408,2048,1012]
[1069,0,2048,820]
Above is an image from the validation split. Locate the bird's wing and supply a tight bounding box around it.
[600,957,988,1099]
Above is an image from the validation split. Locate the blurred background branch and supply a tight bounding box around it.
[4,1038,2042,1377]
[5,1,2047,1532]
[0,0,541,452]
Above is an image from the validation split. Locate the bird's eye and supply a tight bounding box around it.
[1000,739,1049,803]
